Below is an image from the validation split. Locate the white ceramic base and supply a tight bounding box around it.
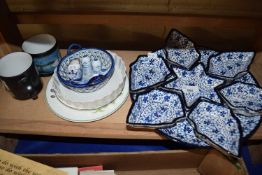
[45,75,129,122]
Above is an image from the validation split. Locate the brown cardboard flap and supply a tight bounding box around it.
[24,150,208,171]
[0,149,66,175]
[198,150,247,175]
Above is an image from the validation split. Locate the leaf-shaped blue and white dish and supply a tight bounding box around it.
[198,48,219,69]
[158,118,209,147]
[207,52,254,80]
[57,46,115,93]
[127,89,185,128]
[188,100,242,157]
[234,72,258,85]
[129,53,173,93]
[234,113,261,139]
[163,64,224,108]
[164,29,200,69]
[219,82,262,116]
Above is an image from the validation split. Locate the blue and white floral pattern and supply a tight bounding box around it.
[130,54,171,92]
[220,82,262,114]
[158,118,209,147]
[153,49,166,59]
[234,72,257,85]
[234,113,261,138]
[127,89,184,127]
[57,48,114,92]
[165,29,199,69]
[165,48,199,69]
[198,49,219,68]
[188,101,241,156]
[165,64,224,107]
[208,52,254,79]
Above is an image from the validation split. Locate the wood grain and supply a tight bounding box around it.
[6,0,262,18]
[0,50,261,140]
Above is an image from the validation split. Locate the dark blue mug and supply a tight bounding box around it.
[22,34,61,76]
[0,52,42,100]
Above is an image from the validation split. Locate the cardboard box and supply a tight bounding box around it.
[20,149,247,175]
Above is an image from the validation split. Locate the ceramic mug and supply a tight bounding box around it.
[0,52,43,100]
[22,34,61,76]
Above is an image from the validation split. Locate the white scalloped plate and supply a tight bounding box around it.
[45,76,129,122]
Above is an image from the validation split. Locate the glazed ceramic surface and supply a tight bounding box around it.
[208,52,254,79]
[22,34,61,75]
[234,113,261,138]
[52,52,126,110]
[165,64,224,107]
[46,75,129,122]
[153,49,166,59]
[127,89,184,127]
[130,53,171,92]
[188,101,241,156]
[57,48,114,93]
[198,49,219,68]
[164,29,199,69]
[158,118,209,147]
[234,72,258,85]
[219,82,262,115]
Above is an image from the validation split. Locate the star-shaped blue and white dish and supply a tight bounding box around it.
[164,29,200,69]
[127,89,185,128]
[188,100,241,157]
[129,53,173,93]
[198,48,219,69]
[207,52,255,80]
[234,113,261,139]
[164,64,224,108]
[158,118,209,147]
[219,82,262,116]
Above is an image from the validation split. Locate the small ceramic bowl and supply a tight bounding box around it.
[164,64,224,108]
[219,82,262,116]
[158,118,209,147]
[188,100,241,157]
[129,53,172,93]
[127,89,185,128]
[207,52,254,80]
[164,29,199,69]
[57,44,114,93]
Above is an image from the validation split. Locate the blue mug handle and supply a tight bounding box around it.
[67,43,82,55]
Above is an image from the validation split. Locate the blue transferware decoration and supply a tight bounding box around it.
[127,89,185,127]
[234,113,261,139]
[57,44,115,93]
[154,49,166,59]
[188,100,241,157]
[219,82,262,116]
[164,64,224,107]
[198,49,219,69]
[158,118,209,147]
[130,53,172,93]
[165,29,200,69]
[234,72,258,85]
[208,52,254,80]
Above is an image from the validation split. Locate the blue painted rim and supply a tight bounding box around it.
[57,47,115,89]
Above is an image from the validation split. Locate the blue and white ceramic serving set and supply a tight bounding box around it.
[126,29,262,157]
